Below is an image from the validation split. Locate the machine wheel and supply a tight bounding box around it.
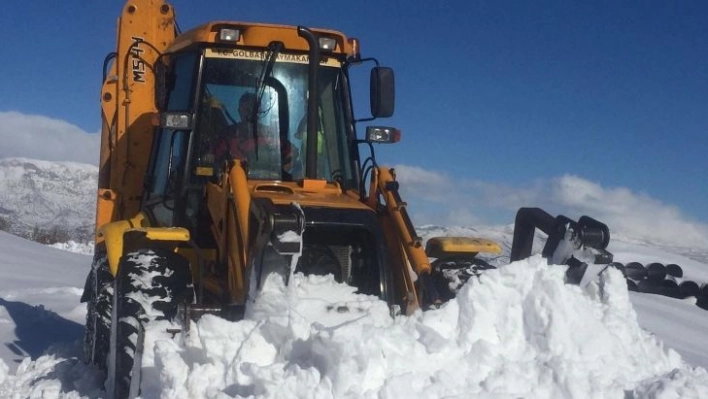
[106,248,193,399]
[83,249,114,371]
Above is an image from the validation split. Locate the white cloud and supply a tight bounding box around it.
[393,164,708,249]
[550,175,708,248]
[0,111,100,165]
[389,164,453,203]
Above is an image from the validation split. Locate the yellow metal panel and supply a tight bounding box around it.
[99,213,149,276]
[94,189,118,242]
[195,166,214,176]
[425,237,502,259]
[99,213,189,277]
[299,179,329,191]
[246,180,368,211]
[126,227,190,242]
[227,161,251,303]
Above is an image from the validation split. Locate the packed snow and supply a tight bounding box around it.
[0,228,708,398]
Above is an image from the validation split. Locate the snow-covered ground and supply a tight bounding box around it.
[0,228,707,398]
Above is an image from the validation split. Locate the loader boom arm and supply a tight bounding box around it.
[95,1,176,238]
[376,167,442,307]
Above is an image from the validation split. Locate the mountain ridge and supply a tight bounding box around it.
[0,157,97,241]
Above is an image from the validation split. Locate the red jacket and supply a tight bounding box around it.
[214,124,294,171]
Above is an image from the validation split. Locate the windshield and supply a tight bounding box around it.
[194,48,354,186]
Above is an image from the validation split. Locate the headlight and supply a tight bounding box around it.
[366,126,401,144]
[219,28,241,42]
[160,112,192,130]
[318,36,337,51]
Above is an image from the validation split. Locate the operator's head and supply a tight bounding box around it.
[239,92,256,121]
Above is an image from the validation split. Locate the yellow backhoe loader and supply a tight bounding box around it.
[80,1,613,397]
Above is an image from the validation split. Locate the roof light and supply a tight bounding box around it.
[219,28,241,42]
[366,126,401,144]
[318,36,337,51]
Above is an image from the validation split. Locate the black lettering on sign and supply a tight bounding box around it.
[130,36,146,83]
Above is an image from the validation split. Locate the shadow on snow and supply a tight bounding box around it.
[0,297,84,361]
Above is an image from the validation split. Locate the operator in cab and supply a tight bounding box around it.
[214,92,295,179]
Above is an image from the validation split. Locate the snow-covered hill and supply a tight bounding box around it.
[0,158,97,240]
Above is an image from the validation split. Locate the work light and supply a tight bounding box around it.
[160,112,192,130]
[366,126,401,143]
[318,36,337,51]
[219,28,241,42]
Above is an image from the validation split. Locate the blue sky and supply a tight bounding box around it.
[0,1,707,234]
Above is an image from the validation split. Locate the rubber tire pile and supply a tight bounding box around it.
[611,261,708,311]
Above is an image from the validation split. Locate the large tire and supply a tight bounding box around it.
[106,248,193,399]
[83,249,114,371]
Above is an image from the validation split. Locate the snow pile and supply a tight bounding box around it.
[48,241,94,255]
[138,256,708,398]
[0,355,102,399]
[1,229,707,398]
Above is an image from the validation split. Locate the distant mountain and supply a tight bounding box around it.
[0,157,97,241]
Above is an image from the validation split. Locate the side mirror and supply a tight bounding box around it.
[370,67,395,118]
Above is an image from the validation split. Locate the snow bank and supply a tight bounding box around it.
[48,241,94,256]
[0,355,103,399]
[140,256,708,398]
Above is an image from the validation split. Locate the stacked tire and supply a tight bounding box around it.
[615,261,708,311]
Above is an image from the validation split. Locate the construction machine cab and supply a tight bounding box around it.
[151,32,390,187]
[143,24,398,254]
[138,22,401,299]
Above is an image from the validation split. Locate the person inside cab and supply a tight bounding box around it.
[213,92,295,179]
[294,106,329,180]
